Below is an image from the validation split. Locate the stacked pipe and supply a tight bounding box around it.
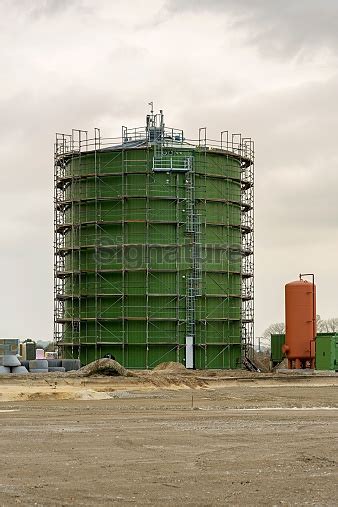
[0,356,81,374]
[0,355,28,374]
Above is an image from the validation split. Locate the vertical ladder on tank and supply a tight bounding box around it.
[185,157,202,363]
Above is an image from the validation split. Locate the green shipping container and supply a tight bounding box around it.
[315,333,338,371]
[54,113,254,368]
[270,334,285,365]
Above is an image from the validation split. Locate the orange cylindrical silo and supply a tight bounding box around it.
[283,278,316,369]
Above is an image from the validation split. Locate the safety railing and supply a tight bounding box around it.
[55,128,254,164]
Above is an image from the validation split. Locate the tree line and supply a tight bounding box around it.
[259,316,338,349]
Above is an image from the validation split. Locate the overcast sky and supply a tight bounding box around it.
[0,0,337,341]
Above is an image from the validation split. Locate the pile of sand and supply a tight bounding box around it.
[153,362,188,373]
[76,359,133,377]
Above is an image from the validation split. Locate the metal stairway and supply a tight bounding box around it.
[243,356,261,372]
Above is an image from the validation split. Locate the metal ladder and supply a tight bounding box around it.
[185,160,202,340]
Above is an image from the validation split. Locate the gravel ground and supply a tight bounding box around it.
[0,375,337,506]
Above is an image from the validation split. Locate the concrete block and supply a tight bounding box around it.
[62,359,81,371]
[29,359,48,370]
[11,366,28,374]
[47,359,62,368]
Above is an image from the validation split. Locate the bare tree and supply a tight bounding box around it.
[260,316,338,352]
[317,316,338,333]
[263,322,285,340]
[258,322,285,350]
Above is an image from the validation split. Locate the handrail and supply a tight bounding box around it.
[55,128,254,162]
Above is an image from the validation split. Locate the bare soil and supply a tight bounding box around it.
[0,371,337,506]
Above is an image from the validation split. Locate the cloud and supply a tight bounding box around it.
[0,0,336,341]
[5,0,85,19]
[165,0,338,58]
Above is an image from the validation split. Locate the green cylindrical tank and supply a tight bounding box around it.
[54,113,254,368]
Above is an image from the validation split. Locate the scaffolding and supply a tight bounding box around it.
[240,137,254,358]
[54,112,254,367]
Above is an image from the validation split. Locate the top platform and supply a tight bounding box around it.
[55,110,254,168]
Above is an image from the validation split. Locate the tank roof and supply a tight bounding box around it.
[55,109,254,167]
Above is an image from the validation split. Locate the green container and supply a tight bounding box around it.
[315,333,338,371]
[270,334,285,365]
[55,119,253,368]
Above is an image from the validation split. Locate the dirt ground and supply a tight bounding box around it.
[0,372,337,506]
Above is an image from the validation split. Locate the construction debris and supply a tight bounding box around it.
[77,358,133,377]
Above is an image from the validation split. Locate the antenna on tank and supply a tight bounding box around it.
[146,102,154,132]
[146,105,165,144]
[159,109,164,130]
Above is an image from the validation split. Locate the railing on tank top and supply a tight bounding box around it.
[54,128,254,164]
